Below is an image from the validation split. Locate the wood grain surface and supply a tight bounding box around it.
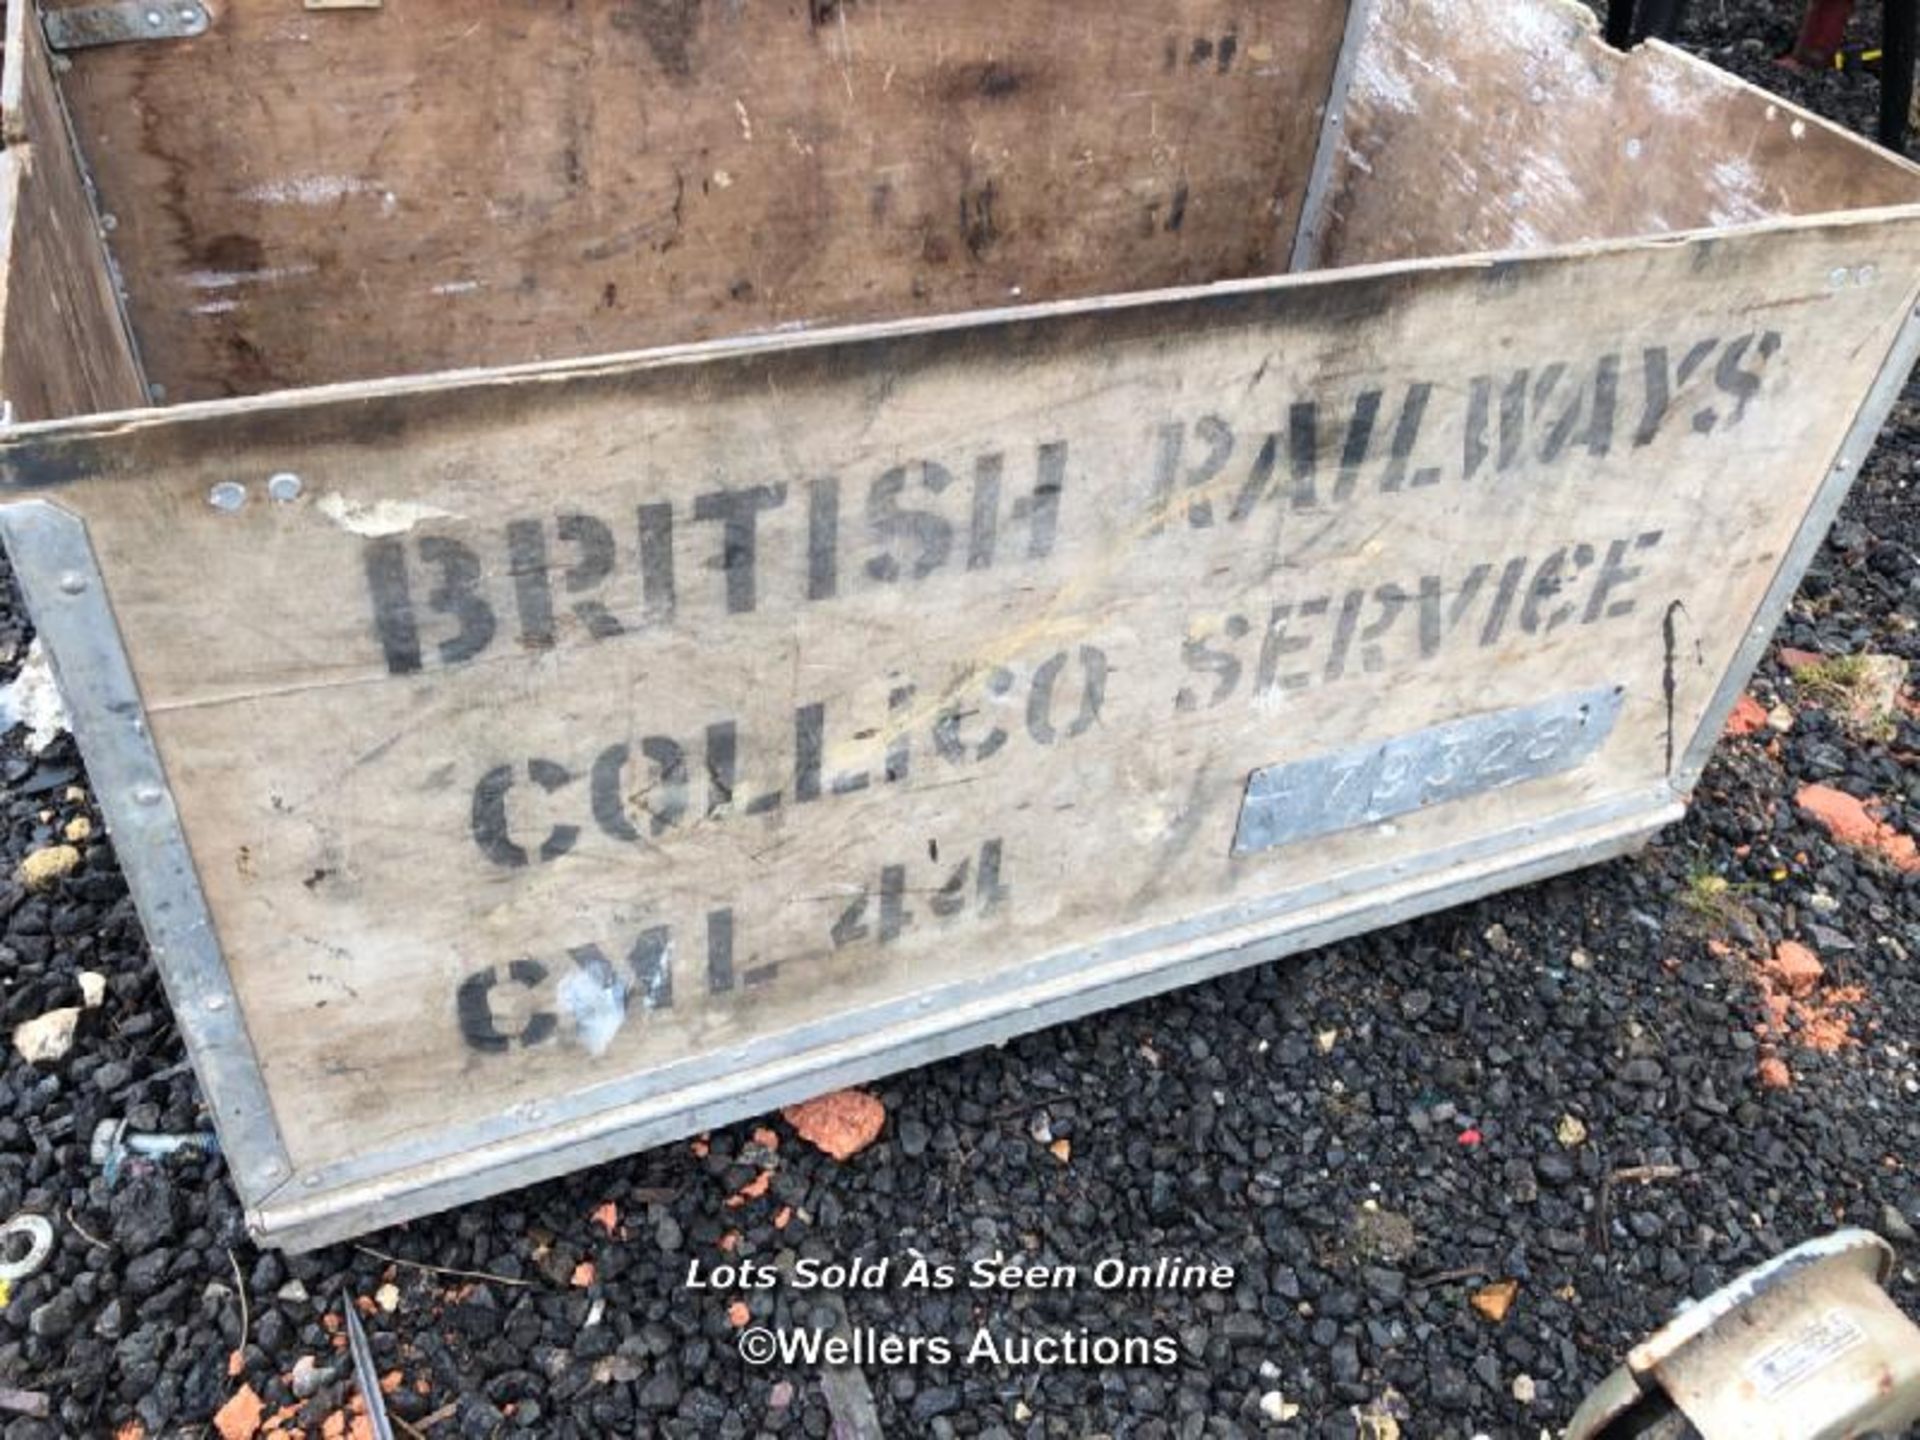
[45,0,1350,399]
[0,0,145,421]
[1308,0,1920,267]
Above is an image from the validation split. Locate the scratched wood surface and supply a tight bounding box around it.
[0,1,145,421]
[4,212,1917,1185]
[1306,0,1920,268]
[42,0,1349,401]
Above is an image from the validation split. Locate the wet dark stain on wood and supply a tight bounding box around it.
[0,438,103,489]
[942,59,1029,103]
[610,0,701,79]
[960,181,1001,259]
[220,331,288,397]
[1482,258,1525,289]
[661,170,686,253]
[199,232,267,274]
[1167,181,1189,233]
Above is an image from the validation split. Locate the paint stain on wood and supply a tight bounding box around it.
[941,59,1030,104]
[611,0,701,79]
[960,181,1001,259]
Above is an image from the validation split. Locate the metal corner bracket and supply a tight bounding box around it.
[1287,0,1376,273]
[42,1,211,52]
[0,499,290,1201]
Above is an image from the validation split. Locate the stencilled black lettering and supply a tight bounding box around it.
[866,461,955,582]
[364,538,424,675]
[361,332,1782,678]
[471,760,578,868]
[506,519,555,650]
[1636,337,1719,446]
[1026,646,1108,746]
[591,738,688,842]
[1179,529,1665,716]
[1150,415,1234,529]
[456,959,555,1053]
[831,840,1010,952]
[470,653,1107,872]
[555,513,624,639]
[1175,615,1249,712]
[806,476,840,601]
[420,536,496,667]
[694,482,787,615]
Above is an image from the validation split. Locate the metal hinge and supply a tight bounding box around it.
[42,1,210,51]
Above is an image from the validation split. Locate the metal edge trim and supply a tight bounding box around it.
[38,9,152,397]
[1670,288,1920,793]
[253,791,1680,1250]
[0,499,291,1197]
[1286,0,1375,274]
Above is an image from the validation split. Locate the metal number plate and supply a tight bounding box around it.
[1232,685,1625,856]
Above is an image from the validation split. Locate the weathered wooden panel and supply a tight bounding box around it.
[46,0,1350,400]
[0,0,145,420]
[3,210,1916,1243]
[1307,0,1920,268]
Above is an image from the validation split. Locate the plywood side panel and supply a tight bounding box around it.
[0,2,145,421]
[4,213,1915,1198]
[49,0,1350,401]
[1311,0,1920,269]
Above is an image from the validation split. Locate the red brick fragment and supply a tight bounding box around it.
[1766,940,1824,998]
[782,1090,886,1160]
[1724,694,1768,736]
[1796,785,1920,871]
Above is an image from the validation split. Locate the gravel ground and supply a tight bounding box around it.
[2,5,1919,1438]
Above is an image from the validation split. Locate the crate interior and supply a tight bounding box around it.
[8,0,1920,415]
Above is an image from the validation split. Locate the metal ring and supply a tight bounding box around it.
[0,1214,55,1281]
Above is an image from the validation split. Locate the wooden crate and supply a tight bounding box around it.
[0,0,1917,1248]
